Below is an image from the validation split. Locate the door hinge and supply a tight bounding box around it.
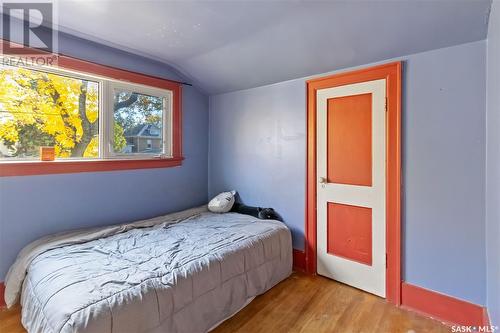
[385,97,388,112]
[385,253,388,268]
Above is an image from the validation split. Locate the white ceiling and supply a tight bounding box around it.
[52,0,492,94]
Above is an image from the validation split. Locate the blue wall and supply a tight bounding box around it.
[403,41,486,306]
[209,40,487,306]
[209,79,306,250]
[0,32,209,279]
[486,0,500,326]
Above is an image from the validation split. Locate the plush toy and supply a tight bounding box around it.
[208,191,236,213]
[231,203,282,221]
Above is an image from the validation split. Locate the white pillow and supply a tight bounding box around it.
[208,191,236,213]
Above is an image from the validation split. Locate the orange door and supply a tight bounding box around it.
[316,79,386,297]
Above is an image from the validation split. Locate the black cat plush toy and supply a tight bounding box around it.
[231,203,282,221]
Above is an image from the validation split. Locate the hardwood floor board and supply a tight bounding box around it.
[0,305,25,333]
[375,301,448,333]
[342,293,386,333]
[295,279,362,332]
[218,274,321,333]
[270,275,329,332]
[0,272,450,333]
[214,273,450,333]
[329,290,368,332]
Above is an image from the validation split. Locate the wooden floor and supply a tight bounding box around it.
[0,272,450,333]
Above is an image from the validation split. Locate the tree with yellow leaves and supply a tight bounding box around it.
[0,66,128,158]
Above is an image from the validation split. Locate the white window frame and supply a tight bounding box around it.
[0,61,174,161]
[103,80,173,159]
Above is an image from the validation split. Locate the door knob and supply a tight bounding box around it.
[319,177,327,184]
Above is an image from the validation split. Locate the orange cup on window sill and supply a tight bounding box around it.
[40,147,56,161]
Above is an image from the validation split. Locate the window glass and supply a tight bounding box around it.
[0,65,99,159]
[112,89,164,155]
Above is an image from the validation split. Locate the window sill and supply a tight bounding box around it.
[0,157,184,177]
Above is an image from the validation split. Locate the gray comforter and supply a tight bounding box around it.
[5,206,292,333]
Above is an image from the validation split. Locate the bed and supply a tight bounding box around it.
[4,206,292,333]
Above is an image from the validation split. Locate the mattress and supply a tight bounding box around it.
[5,206,292,333]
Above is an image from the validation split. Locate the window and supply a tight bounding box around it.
[110,85,171,157]
[0,64,174,161]
[0,53,182,176]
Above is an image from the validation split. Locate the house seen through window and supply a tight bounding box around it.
[113,90,164,155]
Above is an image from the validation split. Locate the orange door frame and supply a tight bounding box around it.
[305,62,402,304]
